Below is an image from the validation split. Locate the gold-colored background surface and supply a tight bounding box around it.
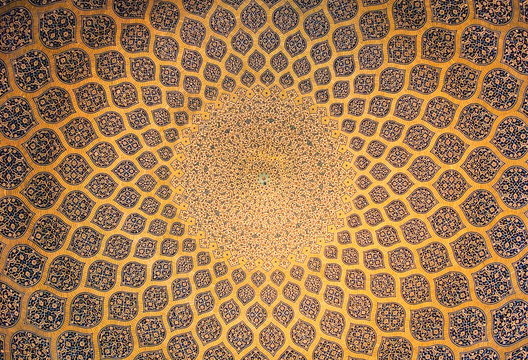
[0,0,527,359]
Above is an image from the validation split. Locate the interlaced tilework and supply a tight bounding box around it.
[0,0,527,359]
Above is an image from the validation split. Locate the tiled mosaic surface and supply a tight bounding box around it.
[0,0,528,359]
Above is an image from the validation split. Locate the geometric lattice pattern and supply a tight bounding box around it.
[0,0,528,359]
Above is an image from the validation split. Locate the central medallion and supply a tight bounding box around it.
[173,86,355,269]
[257,172,270,186]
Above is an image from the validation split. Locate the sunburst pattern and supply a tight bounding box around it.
[0,0,528,359]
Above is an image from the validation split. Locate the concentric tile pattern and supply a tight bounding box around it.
[0,0,528,359]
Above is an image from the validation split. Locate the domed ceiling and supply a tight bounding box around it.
[0,0,528,359]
